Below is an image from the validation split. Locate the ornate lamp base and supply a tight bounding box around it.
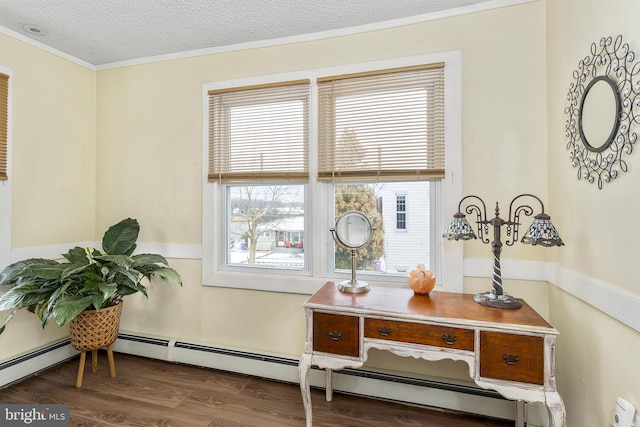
[338,280,370,294]
[474,291,522,309]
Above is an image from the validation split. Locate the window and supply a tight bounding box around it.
[226,184,305,270]
[207,80,310,272]
[396,194,407,230]
[317,64,445,181]
[333,182,430,276]
[203,52,462,293]
[0,66,11,269]
[207,80,310,183]
[0,71,8,181]
[319,64,444,280]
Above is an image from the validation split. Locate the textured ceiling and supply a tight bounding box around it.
[0,0,492,67]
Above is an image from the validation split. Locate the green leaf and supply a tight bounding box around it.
[62,247,91,264]
[117,281,148,298]
[1,288,27,309]
[112,265,142,285]
[90,294,105,310]
[0,285,53,310]
[95,254,134,269]
[52,296,95,326]
[80,280,100,292]
[28,265,65,280]
[132,253,168,266]
[102,218,139,256]
[98,282,118,301]
[151,268,183,286]
[0,259,58,286]
[46,282,71,311]
[61,262,92,279]
[39,309,54,330]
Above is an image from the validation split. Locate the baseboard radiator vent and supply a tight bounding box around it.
[1,332,550,425]
[0,339,77,388]
[114,332,524,422]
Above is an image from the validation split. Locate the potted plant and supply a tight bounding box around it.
[0,217,182,332]
[0,218,182,385]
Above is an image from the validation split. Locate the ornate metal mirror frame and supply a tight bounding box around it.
[565,35,640,189]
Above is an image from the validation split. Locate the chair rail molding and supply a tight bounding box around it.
[465,257,640,333]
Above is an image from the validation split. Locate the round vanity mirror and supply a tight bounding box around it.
[334,211,372,249]
[331,211,374,293]
[578,76,621,153]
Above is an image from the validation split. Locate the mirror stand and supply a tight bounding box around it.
[338,248,370,293]
[330,211,375,294]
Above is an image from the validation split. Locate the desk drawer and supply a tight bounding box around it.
[313,312,360,357]
[480,331,544,385]
[364,318,474,351]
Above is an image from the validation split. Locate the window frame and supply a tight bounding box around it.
[202,52,462,294]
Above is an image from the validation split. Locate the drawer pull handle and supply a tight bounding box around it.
[328,330,342,341]
[503,354,520,365]
[378,327,392,337]
[442,334,457,345]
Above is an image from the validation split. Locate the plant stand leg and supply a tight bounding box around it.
[91,350,98,373]
[76,351,87,388]
[107,345,116,379]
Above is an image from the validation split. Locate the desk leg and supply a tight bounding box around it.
[299,353,313,427]
[546,392,566,427]
[515,400,525,427]
[325,368,333,401]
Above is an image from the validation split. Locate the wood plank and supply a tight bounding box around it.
[0,352,513,426]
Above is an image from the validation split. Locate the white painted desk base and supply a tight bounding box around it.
[299,284,566,427]
[299,341,565,427]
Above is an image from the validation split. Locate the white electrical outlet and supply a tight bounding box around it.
[613,397,636,427]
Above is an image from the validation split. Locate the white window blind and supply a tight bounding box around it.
[317,63,445,181]
[0,73,8,181]
[208,80,310,183]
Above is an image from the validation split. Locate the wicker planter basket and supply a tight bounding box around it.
[69,300,123,352]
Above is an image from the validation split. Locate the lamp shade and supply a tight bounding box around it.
[521,213,564,247]
[443,213,477,241]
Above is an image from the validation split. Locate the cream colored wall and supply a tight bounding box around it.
[546,0,640,425]
[96,1,549,383]
[0,34,97,360]
[4,1,636,424]
[0,36,96,247]
[0,0,560,416]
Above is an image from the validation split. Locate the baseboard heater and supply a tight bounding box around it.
[0,339,77,388]
[114,332,519,422]
[172,339,502,399]
[2,333,542,423]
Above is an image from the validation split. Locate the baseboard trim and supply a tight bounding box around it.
[113,332,547,424]
[0,339,76,388]
[1,332,551,425]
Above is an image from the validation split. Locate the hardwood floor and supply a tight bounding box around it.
[0,352,514,426]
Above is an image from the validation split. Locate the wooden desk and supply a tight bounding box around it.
[298,282,565,427]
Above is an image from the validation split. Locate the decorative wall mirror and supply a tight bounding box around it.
[578,76,621,152]
[330,211,374,293]
[565,35,640,189]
